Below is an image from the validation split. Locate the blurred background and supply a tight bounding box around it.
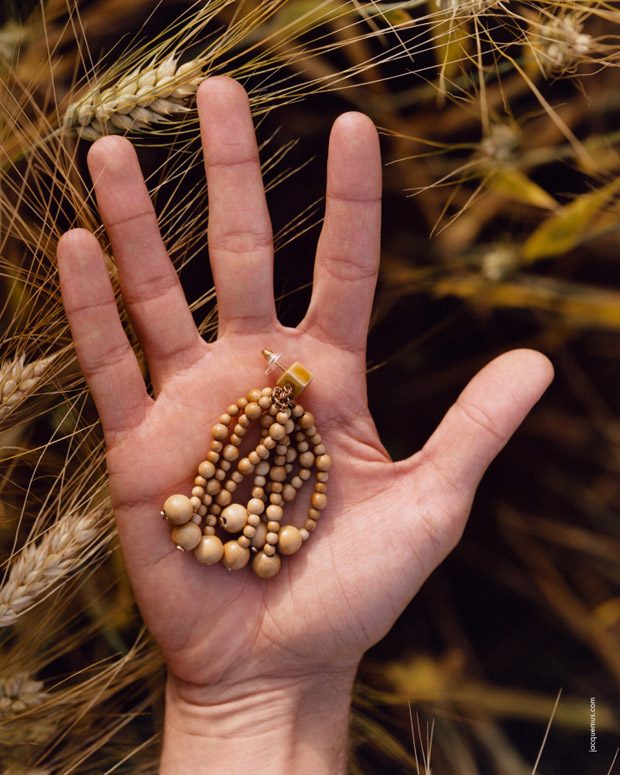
[0,1,619,772]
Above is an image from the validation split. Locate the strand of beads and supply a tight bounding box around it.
[161,386,331,578]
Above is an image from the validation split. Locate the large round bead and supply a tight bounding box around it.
[163,494,194,525]
[194,535,224,565]
[252,551,282,578]
[171,522,202,551]
[219,504,249,533]
[278,525,303,556]
[222,541,250,570]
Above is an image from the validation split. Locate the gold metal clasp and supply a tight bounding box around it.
[261,349,313,398]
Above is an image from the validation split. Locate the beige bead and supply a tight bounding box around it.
[299,451,315,468]
[315,483,327,493]
[254,475,267,487]
[314,444,326,455]
[233,424,245,436]
[264,437,277,450]
[261,414,273,428]
[270,466,286,482]
[238,458,254,475]
[237,397,248,409]
[245,401,262,419]
[238,536,251,548]
[248,451,261,465]
[194,535,224,565]
[256,445,269,459]
[252,551,282,578]
[211,504,221,516]
[251,486,265,499]
[248,388,262,402]
[163,494,194,525]
[219,413,231,425]
[276,411,290,424]
[239,414,250,427]
[316,454,332,471]
[258,396,272,410]
[247,514,261,527]
[305,518,317,532]
[251,522,268,549]
[310,433,322,445]
[286,448,297,463]
[269,494,283,506]
[261,386,272,396]
[300,412,315,429]
[216,490,232,507]
[292,404,304,417]
[243,525,256,538]
[191,514,201,525]
[227,404,239,416]
[194,475,207,487]
[204,525,215,535]
[256,461,270,476]
[300,528,310,541]
[220,461,231,472]
[317,472,329,483]
[231,472,243,484]
[212,423,228,441]
[278,525,303,555]
[271,482,283,493]
[171,522,202,551]
[311,492,327,511]
[282,485,296,502]
[207,451,219,463]
[190,496,202,511]
[198,505,208,516]
[308,507,321,520]
[267,521,281,532]
[191,486,205,498]
[230,434,243,446]
[299,469,311,481]
[266,532,279,545]
[222,541,250,570]
[219,503,249,533]
[285,419,295,434]
[263,543,276,556]
[223,444,239,461]
[266,504,283,521]
[247,498,265,515]
[297,441,309,452]
[291,476,303,489]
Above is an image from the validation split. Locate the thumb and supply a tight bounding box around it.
[402,348,554,555]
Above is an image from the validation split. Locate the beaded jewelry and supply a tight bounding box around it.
[160,350,330,578]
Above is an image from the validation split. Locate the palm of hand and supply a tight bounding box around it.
[58,77,552,693]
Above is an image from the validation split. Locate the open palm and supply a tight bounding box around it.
[58,77,552,697]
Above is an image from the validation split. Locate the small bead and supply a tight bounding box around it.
[278,525,303,555]
[190,496,202,510]
[238,536,251,548]
[221,541,250,570]
[252,551,281,578]
[310,433,322,445]
[316,454,332,471]
[220,461,231,472]
[237,397,248,409]
[245,402,261,419]
[236,458,253,476]
[227,404,239,416]
[269,404,279,416]
[207,451,219,464]
[256,445,269,459]
[261,414,274,428]
[206,480,221,495]
[231,471,243,484]
[274,455,286,466]
[206,514,217,526]
[292,404,304,417]
[230,434,243,446]
[299,469,311,481]
[194,475,207,488]
[247,498,265,515]
[266,504,284,521]
[286,448,297,463]
[192,486,205,498]
[295,432,305,443]
[305,518,317,532]
[267,520,281,532]
[282,485,296,502]
[233,424,246,436]
[317,472,329,482]
[300,528,310,541]
[270,482,283,494]
[269,494,283,506]
[204,525,215,535]
[291,476,303,489]
[194,535,224,564]
[275,444,288,456]
[270,466,286,482]
[211,440,223,452]
[239,414,250,427]
[261,386,273,396]
[263,544,276,556]
[315,483,328,493]
[198,505,208,516]
[225,481,237,493]
[223,444,240,461]
[216,490,233,507]
[256,461,270,476]
[247,514,261,527]
[266,532,279,545]
[162,494,194,525]
[251,522,267,549]
[171,522,202,550]
[276,411,290,424]
[254,475,267,486]
[243,525,256,538]
[248,451,261,465]
[198,460,216,479]
[314,444,326,455]
[300,412,315,429]
[191,514,202,525]
[212,423,228,441]
[308,508,321,520]
[299,451,315,468]
[215,469,226,482]
[264,437,277,450]
[211,504,222,517]
[258,396,272,410]
[304,426,317,437]
[219,413,232,425]
[219,503,248,532]
[251,487,265,499]
[285,419,295,434]
[297,441,309,453]
[248,388,262,402]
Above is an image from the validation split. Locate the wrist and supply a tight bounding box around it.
[161,668,358,774]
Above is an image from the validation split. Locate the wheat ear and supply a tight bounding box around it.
[63,55,204,140]
[0,511,109,627]
[0,354,56,426]
[0,672,48,716]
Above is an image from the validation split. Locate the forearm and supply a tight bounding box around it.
[160,670,357,774]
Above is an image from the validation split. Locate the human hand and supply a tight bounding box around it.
[57,77,553,773]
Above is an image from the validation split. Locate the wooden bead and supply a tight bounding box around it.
[172,522,202,550]
[317,472,329,482]
[219,503,248,533]
[245,402,261,419]
[263,544,276,556]
[300,412,315,429]
[231,472,243,484]
[256,445,269,459]
[247,498,265,515]
[238,458,254,475]
[207,451,219,464]
[194,535,224,564]
[264,437,277,450]
[315,483,327,493]
[300,528,310,541]
[271,483,283,494]
[239,414,250,427]
[254,475,267,486]
[216,490,232,507]
[258,396,272,409]
[269,494,283,506]
[191,486,205,498]
[251,522,267,549]
[212,423,228,441]
[266,504,283,521]
[299,451,315,468]
[237,397,248,409]
[297,441,309,452]
[292,404,304,417]
[190,496,202,511]
[230,434,243,446]
[198,505,208,516]
[252,551,281,578]
[204,525,215,535]
[299,469,311,481]
[266,532,279,545]
[316,454,332,471]
[270,466,286,482]
[311,492,327,511]
[248,451,261,465]
[163,494,193,525]
[305,518,317,532]
[247,388,262,402]
[276,411,289,424]
[223,444,239,461]
[267,521,281,532]
[222,541,250,570]
[256,461,270,476]
[308,508,321,520]
[243,525,256,538]
[314,444,326,455]
[227,404,239,416]
[261,386,272,396]
[251,487,265,499]
[206,479,221,495]
[282,485,296,502]
[247,514,261,527]
[233,424,245,436]
[278,525,302,555]
[219,413,232,425]
[238,536,251,548]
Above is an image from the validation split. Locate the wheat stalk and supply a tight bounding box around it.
[0,510,110,627]
[0,672,48,717]
[63,55,204,140]
[0,354,56,426]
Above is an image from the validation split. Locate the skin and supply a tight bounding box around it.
[57,77,554,773]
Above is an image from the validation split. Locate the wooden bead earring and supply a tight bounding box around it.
[160,350,330,578]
